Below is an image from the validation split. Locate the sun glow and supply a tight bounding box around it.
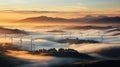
[6,50,54,62]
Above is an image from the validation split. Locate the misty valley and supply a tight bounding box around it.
[0,23,120,67]
[0,0,120,66]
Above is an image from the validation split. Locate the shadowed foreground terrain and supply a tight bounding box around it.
[0,53,120,67]
[0,43,120,67]
[0,53,31,67]
[0,43,30,67]
[58,60,120,67]
[0,54,15,67]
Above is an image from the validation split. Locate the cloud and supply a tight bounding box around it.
[69,43,120,58]
[64,26,116,30]
[1,10,119,15]
[111,33,120,36]
[0,10,79,14]
[106,28,120,33]
[46,30,66,33]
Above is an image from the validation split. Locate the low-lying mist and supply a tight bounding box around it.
[0,24,119,67]
[69,43,120,58]
[4,50,86,67]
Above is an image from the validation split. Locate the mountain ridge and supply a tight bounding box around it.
[18,16,120,24]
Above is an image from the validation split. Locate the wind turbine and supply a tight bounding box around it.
[98,31,105,42]
[10,36,14,44]
[4,32,7,42]
[97,31,101,36]
[30,36,35,51]
[79,32,83,36]
[68,32,72,39]
[86,32,90,36]
[101,34,104,42]
[60,32,66,39]
[33,44,36,51]
[19,37,23,47]
[101,31,107,43]
[19,34,25,47]
[8,34,13,44]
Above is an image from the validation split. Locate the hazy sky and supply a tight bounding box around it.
[0,0,120,21]
[0,0,120,11]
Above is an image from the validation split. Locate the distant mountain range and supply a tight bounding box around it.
[0,27,28,34]
[90,16,120,23]
[19,16,120,24]
[19,16,69,22]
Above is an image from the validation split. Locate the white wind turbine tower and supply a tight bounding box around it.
[86,32,90,36]
[101,31,107,43]
[19,37,23,47]
[97,31,105,42]
[33,43,35,51]
[30,36,33,51]
[30,36,35,51]
[97,31,101,36]
[60,32,66,39]
[68,32,72,39]
[10,36,14,44]
[8,34,13,44]
[101,34,104,42]
[19,34,24,47]
[97,31,102,42]
[4,32,7,42]
[79,32,83,37]
[80,32,85,39]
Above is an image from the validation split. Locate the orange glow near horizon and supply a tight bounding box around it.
[0,10,119,22]
[6,50,54,63]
